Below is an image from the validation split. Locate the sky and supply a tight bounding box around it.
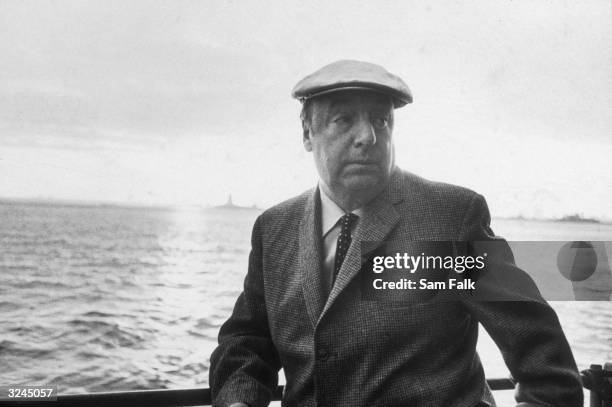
[0,1,611,220]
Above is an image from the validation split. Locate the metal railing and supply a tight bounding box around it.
[1,365,610,407]
[583,364,612,407]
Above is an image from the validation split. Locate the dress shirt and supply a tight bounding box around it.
[319,184,363,294]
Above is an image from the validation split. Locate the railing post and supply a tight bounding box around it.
[582,364,612,407]
[604,362,612,407]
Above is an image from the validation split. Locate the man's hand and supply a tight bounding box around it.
[229,403,249,407]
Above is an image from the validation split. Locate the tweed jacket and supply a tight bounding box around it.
[209,168,583,407]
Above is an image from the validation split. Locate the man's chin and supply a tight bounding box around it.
[343,174,386,192]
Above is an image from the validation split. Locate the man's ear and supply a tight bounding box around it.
[302,123,313,152]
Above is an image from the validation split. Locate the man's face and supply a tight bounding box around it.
[303,90,395,203]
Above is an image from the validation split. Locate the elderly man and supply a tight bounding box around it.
[209,60,583,407]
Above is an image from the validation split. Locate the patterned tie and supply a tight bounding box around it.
[333,213,359,283]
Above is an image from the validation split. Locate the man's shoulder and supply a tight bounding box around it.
[256,188,315,226]
[392,169,491,238]
[393,169,481,206]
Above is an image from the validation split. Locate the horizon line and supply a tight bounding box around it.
[0,196,609,224]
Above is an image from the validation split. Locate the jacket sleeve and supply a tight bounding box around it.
[458,194,583,407]
[209,215,281,407]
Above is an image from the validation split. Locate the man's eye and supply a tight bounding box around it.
[372,117,389,129]
[334,115,352,124]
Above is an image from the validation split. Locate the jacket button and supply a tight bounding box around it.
[316,348,329,360]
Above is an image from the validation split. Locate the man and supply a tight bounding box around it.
[209,60,583,406]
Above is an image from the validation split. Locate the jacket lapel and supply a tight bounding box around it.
[320,171,403,321]
[299,188,327,328]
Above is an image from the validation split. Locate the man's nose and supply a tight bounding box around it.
[353,117,376,147]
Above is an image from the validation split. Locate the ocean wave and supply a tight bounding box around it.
[187,329,215,340]
[76,350,106,360]
[8,280,78,290]
[194,318,216,330]
[68,319,146,349]
[0,301,20,311]
[82,311,117,318]
[67,318,118,331]
[0,340,53,358]
[164,362,209,378]
[74,259,161,269]
[1,265,38,271]
[3,237,75,248]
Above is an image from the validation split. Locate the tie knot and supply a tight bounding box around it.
[339,213,358,230]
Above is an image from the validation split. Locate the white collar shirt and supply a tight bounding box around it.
[319,183,363,294]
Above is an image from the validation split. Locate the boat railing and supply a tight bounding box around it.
[1,365,610,407]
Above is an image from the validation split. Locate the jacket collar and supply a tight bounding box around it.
[298,187,327,328]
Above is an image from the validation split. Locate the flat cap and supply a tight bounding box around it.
[292,60,412,107]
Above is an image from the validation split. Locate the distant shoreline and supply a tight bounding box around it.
[0,197,261,212]
[0,197,174,211]
[556,214,600,224]
[0,198,606,223]
[496,215,608,225]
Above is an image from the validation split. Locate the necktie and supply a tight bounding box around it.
[333,213,359,283]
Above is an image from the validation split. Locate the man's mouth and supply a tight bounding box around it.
[346,160,378,166]
[344,161,380,172]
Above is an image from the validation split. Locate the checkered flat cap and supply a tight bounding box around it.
[292,60,412,107]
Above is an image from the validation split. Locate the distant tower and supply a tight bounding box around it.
[226,194,233,206]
